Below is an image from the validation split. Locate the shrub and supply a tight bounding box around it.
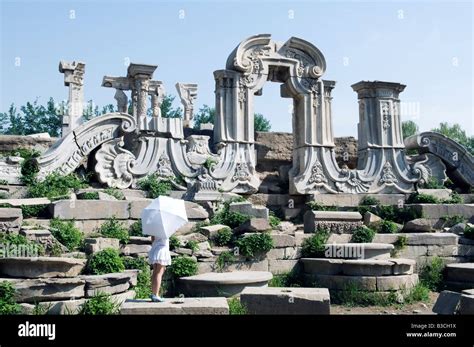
[20,204,48,218]
[420,177,445,189]
[330,283,398,307]
[87,248,125,275]
[129,219,143,237]
[419,257,445,291]
[440,215,466,228]
[27,172,86,200]
[215,251,236,271]
[228,297,247,315]
[169,235,181,250]
[0,191,9,199]
[0,281,22,315]
[168,256,198,278]
[234,232,273,258]
[98,216,129,244]
[212,227,233,246]
[351,226,376,243]
[306,202,337,211]
[211,198,250,228]
[464,226,474,240]
[268,270,302,287]
[0,233,44,256]
[79,192,99,200]
[359,196,380,206]
[16,148,41,185]
[185,240,199,252]
[104,188,125,200]
[301,228,330,258]
[404,283,430,303]
[123,257,151,299]
[137,174,172,198]
[377,220,398,234]
[375,205,422,224]
[406,193,439,204]
[268,212,281,228]
[49,218,83,251]
[443,192,463,204]
[79,292,120,315]
[391,235,407,257]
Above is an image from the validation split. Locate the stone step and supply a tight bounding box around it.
[120,298,229,315]
[303,273,418,292]
[80,271,138,297]
[0,207,22,232]
[408,204,474,220]
[178,271,273,297]
[304,210,363,234]
[300,258,415,276]
[323,243,394,260]
[0,257,86,278]
[240,287,330,315]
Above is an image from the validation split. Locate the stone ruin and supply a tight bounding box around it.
[2,34,471,197]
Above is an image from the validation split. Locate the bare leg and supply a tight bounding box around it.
[152,264,166,297]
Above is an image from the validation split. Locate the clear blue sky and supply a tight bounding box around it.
[1,0,472,136]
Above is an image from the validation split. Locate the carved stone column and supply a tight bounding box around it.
[176,83,198,127]
[59,61,85,137]
[149,81,165,117]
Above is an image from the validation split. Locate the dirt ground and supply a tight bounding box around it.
[330,292,439,315]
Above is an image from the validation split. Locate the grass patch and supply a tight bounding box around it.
[228,297,247,315]
[98,216,130,244]
[351,226,376,243]
[79,292,120,315]
[301,228,329,258]
[86,248,125,275]
[137,174,173,198]
[49,218,83,251]
[419,257,445,292]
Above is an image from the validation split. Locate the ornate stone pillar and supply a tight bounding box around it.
[59,61,85,137]
[149,81,165,117]
[176,83,198,127]
[114,90,128,113]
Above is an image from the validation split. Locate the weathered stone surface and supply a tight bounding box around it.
[326,233,352,244]
[121,297,229,315]
[0,134,56,153]
[284,247,301,259]
[308,194,406,207]
[84,237,120,255]
[301,258,343,275]
[229,202,269,219]
[177,232,208,244]
[81,271,136,297]
[448,223,466,235]
[418,189,452,200]
[266,248,286,260]
[445,263,474,283]
[178,271,272,297]
[405,233,458,246]
[197,241,211,251]
[0,257,86,278]
[295,231,311,246]
[403,219,434,232]
[270,233,295,248]
[50,200,130,220]
[304,211,363,234]
[376,274,418,291]
[308,274,377,291]
[364,212,382,226]
[323,243,394,260]
[301,258,414,276]
[3,277,85,303]
[175,247,193,256]
[426,245,458,257]
[373,234,402,244]
[408,204,474,220]
[129,236,152,245]
[0,207,22,232]
[235,218,270,233]
[241,287,330,315]
[199,224,230,239]
[277,221,297,233]
[268,260,298,274]
[1,198,50,207]
[121,244,151,256]
[194,250,214,258]
[432,290,462,315]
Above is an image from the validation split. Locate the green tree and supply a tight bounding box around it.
[159,94,182,118]
[254,113,271,132]
[402,120,419,139]
[83,101,116,121]
[193,105,271,132]
[432,122,474,155]
[193,105,215,129]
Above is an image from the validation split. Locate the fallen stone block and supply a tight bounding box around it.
[199,224,230,239]
[120,244,151,257]
[268,259,298,274]
[240,287,330,314]
[178,271,273,297]
[81,271,137,297]
[432,290,462,315]
[120,297,229,315]
[0,207,22,233]
[304,210,363,234]
[0,257,86,278]
[50,200,130,220]
[459,289,474,315]
[3,277,85,303]
[235,218,271,233]
[229,202,269,219]
[403,218,434,232]
[270,233,295,248]
[84,237,120,255]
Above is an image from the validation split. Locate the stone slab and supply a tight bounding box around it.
[445,263,474,283]
[268,259,298,274]
[2,277,85,303]
[376,274,418,291]
[270,233,295,248]
[405,233,458,246]
[0,257,86,278]
[408,204,474,220]
[432,290,462,315]
[178,271,272,297]
[0,207,22,232]
[459,293,474,315]
[304,210,363,234]
[50,200,130,220]
[240,287,330,314]
[84,237,120,255]
[120,298,229,315]
[81,271,137,297]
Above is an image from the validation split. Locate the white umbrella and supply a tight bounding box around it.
[141,196,188,239]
